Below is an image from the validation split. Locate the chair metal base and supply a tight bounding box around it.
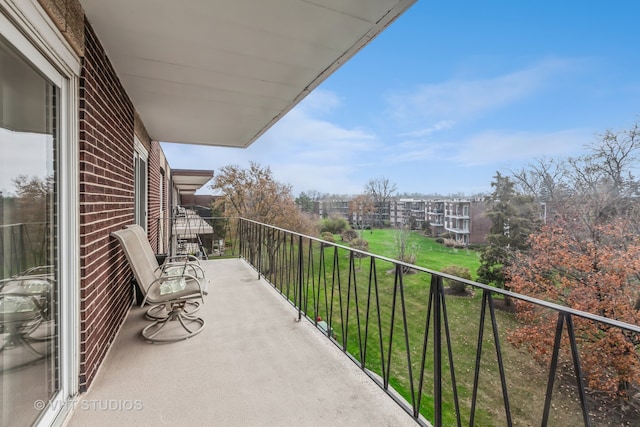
[141,304,205,343]
[145,300,201,320]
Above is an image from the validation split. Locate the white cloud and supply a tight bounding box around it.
[398,120,455,138]
[295,89,343,116]
[273,163,362,195]
[450,128,589,166]
[387,58,576,126]
[162,89,381,195]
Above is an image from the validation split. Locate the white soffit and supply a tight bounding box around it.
[80,0,416,148]
[172,169,214,193]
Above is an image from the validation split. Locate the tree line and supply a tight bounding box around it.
[478,122,640,401]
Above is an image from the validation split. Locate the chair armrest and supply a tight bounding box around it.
[142,274,205,307]
[164,255,201,265]
[155,262,206,280]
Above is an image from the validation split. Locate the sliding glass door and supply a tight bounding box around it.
[0,2,79,425]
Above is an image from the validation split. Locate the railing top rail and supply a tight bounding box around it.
[0,222,47,228]
[236,217,640,334]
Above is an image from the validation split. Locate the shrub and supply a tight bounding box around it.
[350,238,369,255]
[321,232,335,243]
[444,238,456,247]
[440,265,472,294]
[341,229,358,243]
[319,215,348,234]
[435,237,445,244]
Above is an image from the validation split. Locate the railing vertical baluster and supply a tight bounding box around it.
[362,255,374,369]
[257,223,262,279]
[433,274,442,426]
[437,277,462,427]
[306,239,315,318]
[335,247,346,351]
[487,292,512,426]
[385,265,400,389]
[543,312,566,425]
[316,243,326,331]
[371,258,387,384]
[566,315,591,427]
[297,235,303,321]
[543,313,592,427]
[470,290,488,426]
[329,247,340,346]
[417,274,435,419]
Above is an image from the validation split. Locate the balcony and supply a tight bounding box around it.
[69,217,640,425]
[66,257,416,426]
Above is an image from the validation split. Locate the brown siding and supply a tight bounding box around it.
[78,18,135,391]
[180,194,216,208]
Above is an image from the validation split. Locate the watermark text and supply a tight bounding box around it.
[33,398,144,412]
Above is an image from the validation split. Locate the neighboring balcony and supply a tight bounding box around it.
[71,213,640,425]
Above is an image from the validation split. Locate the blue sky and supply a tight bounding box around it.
[161,1,640,197]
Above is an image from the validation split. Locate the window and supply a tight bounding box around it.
[134,137,148,231]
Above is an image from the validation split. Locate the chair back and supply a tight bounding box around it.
[126,225,161,271]
[111,228,158,296]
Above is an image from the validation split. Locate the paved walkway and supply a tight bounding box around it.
[66,258,419,426]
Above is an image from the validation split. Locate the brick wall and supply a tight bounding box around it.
[78,18,135,391]
[470,201,490,245]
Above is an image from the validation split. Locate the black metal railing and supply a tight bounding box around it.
[0,222,49,278]
[232,218,640,427]
[168,211,237,259]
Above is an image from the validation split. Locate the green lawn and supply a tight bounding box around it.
[361,229,482,278]
[309,228,587,426]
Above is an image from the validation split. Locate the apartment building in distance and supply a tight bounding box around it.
[390,198,427,229]
[427,198,490,245]
[318,196,490,246]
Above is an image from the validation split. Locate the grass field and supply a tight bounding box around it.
[361,229,482,278]
[308,228,588,426]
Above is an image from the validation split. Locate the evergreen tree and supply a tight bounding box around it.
[477,172,540,293]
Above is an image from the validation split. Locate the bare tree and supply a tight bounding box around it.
[510,157,569,203]
[365,177,397,227]
[212,162,316,235]
[394,224,417,273]
[587,123,640,198]
[212,162,317,276]
[349,194,375,236]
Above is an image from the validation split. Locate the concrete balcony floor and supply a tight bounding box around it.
[66,258,418,426]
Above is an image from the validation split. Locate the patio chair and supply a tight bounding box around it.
[0,269,55,371]
[125,225,208,320]
[112,227,205,343]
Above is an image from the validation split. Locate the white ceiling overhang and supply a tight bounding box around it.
[80,0,416,148]
[171,169,214,194]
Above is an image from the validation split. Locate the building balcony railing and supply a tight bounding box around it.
[169,213,640,426]
[444,226,470,234]
[446,214,470,219]
[0,222,50,278]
